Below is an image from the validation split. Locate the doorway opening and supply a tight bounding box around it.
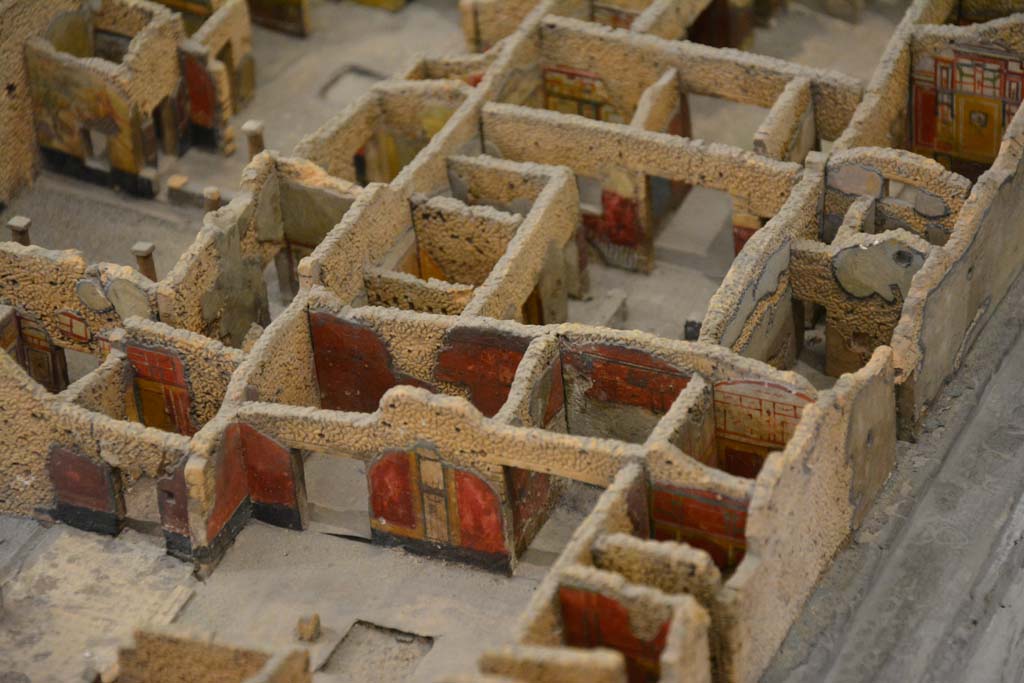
[303,453,372,540]
[83,127,111,173]
[122,475,163,538]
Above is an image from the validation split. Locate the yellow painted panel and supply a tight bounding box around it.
[956,94,1001,163]
[423,493,448,542]
[135,378,177,433]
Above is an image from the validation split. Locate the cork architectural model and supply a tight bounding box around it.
[3,0,1024,681]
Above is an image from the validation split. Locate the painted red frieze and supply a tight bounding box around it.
[559,585,671,683]
[434,327,530,417]
[651,484,748,571]
[562,341,690,414]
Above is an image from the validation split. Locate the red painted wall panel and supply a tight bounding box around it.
[914,85,938,149]
[434,327,530,417]
[238,424,297,508]
[206,423,251,540]
[583,191,643,248]
[455,469,506,554]
[369,451,417,531]
[559,586,670,683]
[508,467,552,548]
[125,345,187,387]
[542,352,565,427]
[157,459,190,538]
[48,447,117,513]
[651,484,748,571]
[183,52,217,129]
[310,313,435,413]
[562,342,690,414]
[126,344,196,436]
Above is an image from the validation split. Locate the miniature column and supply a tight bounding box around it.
[242,120,265,161]
[131,241,158,281]
[203,186,223,212]
[7,216,30,246]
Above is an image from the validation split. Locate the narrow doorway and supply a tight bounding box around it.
[303,453,372,540]
[82,127,111,173]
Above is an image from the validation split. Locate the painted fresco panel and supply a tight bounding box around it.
[157,460,190,540]
[309,312,435,413]
[17,316,68,393]
[126,345,195,436]
[216,424,304,531]
[582,190,643,249]
[0,312,19,361]
[135,378,180,433]
[911,46,1024,176]
[543,67,625,123]
[369,450,419,534]
[369,449,510,564]
[48,447,119,515]
[559,585,670,683]
[713,381,811,449]
[543,352,566,428]
[206,424,251,540]
[507,467,553,550]
[914,85,938,148]
[182,51,219,131]
[240,426,300,509]
[651,484,748,571]
[126,345,187,386]
[562,341,690,414]
[454,469,505,554]
[423,489,449,542]
[25,44,141,175]
[434,327,531,417]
